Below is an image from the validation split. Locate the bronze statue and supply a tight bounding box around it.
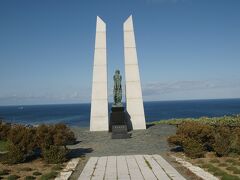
[113,69,122,106]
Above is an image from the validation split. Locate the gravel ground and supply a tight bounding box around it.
[68,124,200,180]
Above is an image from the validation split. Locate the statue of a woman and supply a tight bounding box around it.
[113,69,122,106]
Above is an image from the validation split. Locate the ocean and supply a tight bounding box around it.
[0,98,240,127]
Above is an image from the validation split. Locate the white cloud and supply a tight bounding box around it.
[142,79,240,100]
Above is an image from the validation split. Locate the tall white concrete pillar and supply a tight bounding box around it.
[123,15,146,130]
[90,16,108,131]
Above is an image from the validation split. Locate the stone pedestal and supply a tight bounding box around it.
[110,106,129,139]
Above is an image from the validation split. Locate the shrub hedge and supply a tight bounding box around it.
[0,122,76,164]
[168,121,240,158]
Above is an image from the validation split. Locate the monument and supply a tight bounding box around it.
[110,70,129,139]
[90,15,146,131]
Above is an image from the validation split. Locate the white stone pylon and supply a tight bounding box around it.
[90,16,108,131]
[123,15,146,130]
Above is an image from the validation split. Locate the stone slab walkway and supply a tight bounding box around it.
[78,154,186,180]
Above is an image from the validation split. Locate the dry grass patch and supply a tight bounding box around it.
[0,158,66,179]
[172,152,240,180]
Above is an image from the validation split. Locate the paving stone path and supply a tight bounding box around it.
[78,154,186,180]
[69,124,199,180]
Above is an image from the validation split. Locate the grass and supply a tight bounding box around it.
[24,176,36,180]
[222,174,240,180]
[232,161,240,166]
[226,166,240,174]
[196,159,204,164]
[219,163,228,167]
[144,158,152,169]
[200,163,240,179]
[7,175,20,180]
[209,159,220,163]
[32,171,42,176]
[51,164,63,171]
[20,167,32,171]
[40,171,58,180]
[226,159,237,164]
[0,140,8,152]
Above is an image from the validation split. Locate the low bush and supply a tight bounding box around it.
[182,138,205,158]
[5,143,25,164]
[42,145,68,164]
[0,122,11,140]
[213,126,232,156]
[1,123,76,164]
[167,135,184,146]
[168,120,240,158]
[230,128,240,155]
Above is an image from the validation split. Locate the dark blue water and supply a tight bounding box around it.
[0,99,240,127]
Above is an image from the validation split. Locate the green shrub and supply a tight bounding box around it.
[0,122,11,140]
[5,143,25,164]
[168,120,240,158]
[7,175,20,180]
[52,124,76,147]
[167,135,184,146]
[8,125,37,154]
[230,128,240,155]
[24,176,36,180]
[182,138,205,158]
[40,171,58,180]
[213,126,232,156]
[36,124,75,150]
[177,121,214,150]
[32,171,42,176]
[42,145,67,163]
[36,125,53,149]
[1,123,75,164]
[0,140,8,152]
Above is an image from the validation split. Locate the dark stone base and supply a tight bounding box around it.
[110,106,130,139]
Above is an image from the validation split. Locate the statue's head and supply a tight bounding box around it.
[115,69,120,74]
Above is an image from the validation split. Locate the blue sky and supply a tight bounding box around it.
[0,0,240,105]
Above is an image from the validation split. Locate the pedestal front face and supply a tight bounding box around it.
[110,107,125,126]
[110,107,129,139]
